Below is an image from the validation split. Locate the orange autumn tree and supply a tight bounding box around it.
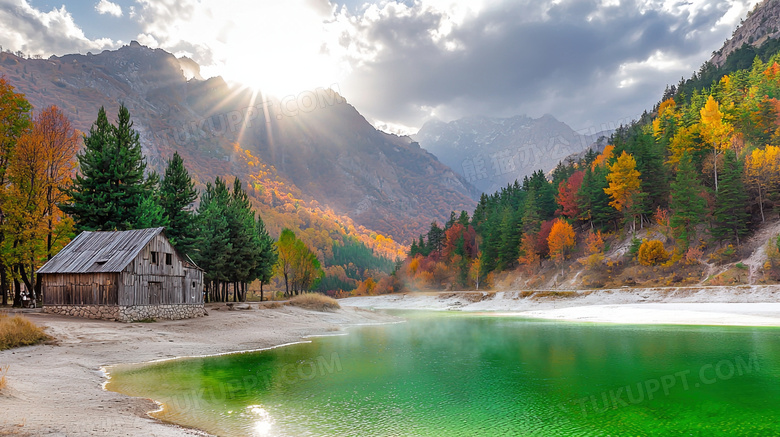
[699,95,733,193]
[604,151,642,234]
[547,219,576,273]
[579,230,605,269]
[6,105,78,294]
[591,144,615,170]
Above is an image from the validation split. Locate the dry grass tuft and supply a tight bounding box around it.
[0,365,8,391]
[288,293,341,312]
[0,313,50,351]
[258,301,283,309]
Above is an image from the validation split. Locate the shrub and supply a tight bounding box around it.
[637,239,669,266]
[709,244,737,264]
[288,293,341,312]
[0,313,50,351]
[684,246,703,265]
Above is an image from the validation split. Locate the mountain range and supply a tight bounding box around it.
[414,115,610,193]
[0,42,479,250]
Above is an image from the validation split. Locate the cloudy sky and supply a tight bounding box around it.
[0,0,762,134]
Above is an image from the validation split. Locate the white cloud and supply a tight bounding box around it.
[0,0,116,57]
[95,0,122,17]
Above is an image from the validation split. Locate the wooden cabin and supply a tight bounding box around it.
[38,227,204,322]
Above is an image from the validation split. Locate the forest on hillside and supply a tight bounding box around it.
[368,45,780,294]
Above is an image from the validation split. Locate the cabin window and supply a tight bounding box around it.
[151,251,159,265]
[192,281,196,289]
[166,253,173,265]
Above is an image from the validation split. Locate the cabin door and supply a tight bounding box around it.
[149,282,162,305]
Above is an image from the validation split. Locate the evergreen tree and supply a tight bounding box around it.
[670,153,706,248]
[63,105,148,231]
[135,193,168,229]
[497,206,522,271]
[160,152,197,254]
[112,104,148,228]
[409,239,419,257]
[417,235,429,257]
[445,211,458,229]
[458,210,470,226]
[713,150,750,245]
[480,209,502,276]
[522,188,541,234]
[253,215,277,301]
[226,178,260,301]
[193,179,231,302]
[426,222,444,256]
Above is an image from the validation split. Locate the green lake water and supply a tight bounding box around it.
[105,312,780,436]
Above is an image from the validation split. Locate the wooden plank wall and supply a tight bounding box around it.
[42,273,119,305]
[118,234,204,306]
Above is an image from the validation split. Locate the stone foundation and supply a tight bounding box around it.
[44,304,205,322]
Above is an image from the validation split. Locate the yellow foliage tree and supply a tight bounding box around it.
[469,252,482,290]
[699,95,733,192]
[604,151,642,233]
[745,145,780,223]
[637,239,669,266]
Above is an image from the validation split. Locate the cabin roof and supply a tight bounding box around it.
[38,227,168,274]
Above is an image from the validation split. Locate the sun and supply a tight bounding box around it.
[212,3,341,98]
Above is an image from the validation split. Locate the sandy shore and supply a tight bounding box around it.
[340,285,780,327]
[0,304,399,437]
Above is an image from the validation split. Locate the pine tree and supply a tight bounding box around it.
[226,178,260,301]
[457,210,470,226]
[426,222,444,256]
[112,104,148,228]
[522,188,541,234]
[193,179,231,302]
[135,195,168,229]
[160,152,197,254]
[63,105,148,231]
[713,150,750,245]
[670,152,706,248]
[253,215,277,302]
[409,239,419,257]
[497,206,522,271]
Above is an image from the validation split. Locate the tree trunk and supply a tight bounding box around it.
[714,149,719,193]
[19,264,35,301]
[1,268,7,306]
[260,281,264,302]
[759,184,765,223]
[12,271,21,308]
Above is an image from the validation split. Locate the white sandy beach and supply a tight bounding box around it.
[340,285,780,326]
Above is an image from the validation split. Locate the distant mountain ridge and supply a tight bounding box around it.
[0,41,478,248]
[414,114,609,193]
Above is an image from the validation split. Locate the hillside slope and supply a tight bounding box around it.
[711,0,780,67]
